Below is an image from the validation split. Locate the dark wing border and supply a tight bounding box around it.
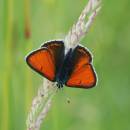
[40,40,64,48]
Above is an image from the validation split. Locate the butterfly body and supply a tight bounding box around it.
[55,48,74,88]
[26,40,97,89]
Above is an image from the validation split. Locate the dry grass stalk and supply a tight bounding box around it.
[26,79,57,130]
[65,0,101,52]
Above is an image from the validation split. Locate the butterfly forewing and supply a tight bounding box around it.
[26,41,64,81]
[65,45,97,88]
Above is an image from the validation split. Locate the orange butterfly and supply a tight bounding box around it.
[26,40,97,89]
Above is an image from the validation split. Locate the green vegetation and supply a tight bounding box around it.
[0,0,130,130]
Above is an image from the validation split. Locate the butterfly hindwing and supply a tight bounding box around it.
[65,45,97,88]
[26,48,56,81]
[26,40,64,81]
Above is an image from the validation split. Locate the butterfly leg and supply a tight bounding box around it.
[56,83,63,89]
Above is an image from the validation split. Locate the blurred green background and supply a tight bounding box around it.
[0,0,130,130]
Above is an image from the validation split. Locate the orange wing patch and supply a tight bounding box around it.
[26,48,55,81]
[65,45,97,88]
[66,64,96,88]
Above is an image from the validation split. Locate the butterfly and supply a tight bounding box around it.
[26,40,97,89]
